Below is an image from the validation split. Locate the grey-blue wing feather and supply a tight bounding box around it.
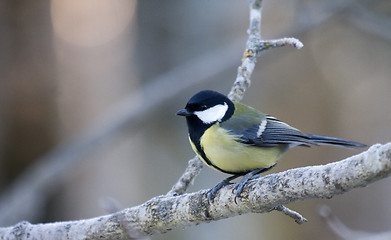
[221,113,312,147]
[222,115,366,148]
[255,117,313,146]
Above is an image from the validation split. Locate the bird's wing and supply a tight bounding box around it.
[220,102,314,147]
[251,116,314,147]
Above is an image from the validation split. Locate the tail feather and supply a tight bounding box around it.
[305,134,367,149]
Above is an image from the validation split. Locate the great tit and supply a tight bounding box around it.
[176,90,366,203]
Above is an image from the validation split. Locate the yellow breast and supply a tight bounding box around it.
[190,124,287,174]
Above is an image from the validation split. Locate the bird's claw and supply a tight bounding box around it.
[232,170,263,204]
[208,169,266,204]
[207,175,238,203]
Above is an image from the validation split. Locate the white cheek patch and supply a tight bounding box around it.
[194,102,228,124]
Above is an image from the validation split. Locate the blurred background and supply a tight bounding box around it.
[0,0,390,239]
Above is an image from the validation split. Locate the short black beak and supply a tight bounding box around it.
[176,108,192,117]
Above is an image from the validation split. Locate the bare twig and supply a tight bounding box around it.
[256,38,303,51]
[346,2,391,41]
[167,156,203,196]
[1,143,390,239]
[274,205,307,224]
[228,0,263,102]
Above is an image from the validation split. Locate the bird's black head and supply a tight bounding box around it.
[176,90,235,125]
[177,90,235,144]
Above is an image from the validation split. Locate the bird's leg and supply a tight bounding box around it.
[208,175,239,203]
[233,166,274,204]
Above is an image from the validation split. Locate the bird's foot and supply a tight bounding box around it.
[207,175,239,203]
[232,169,264,204]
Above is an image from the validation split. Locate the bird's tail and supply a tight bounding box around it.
[305,134,367,149]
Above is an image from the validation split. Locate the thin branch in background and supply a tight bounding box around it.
[293,0,391,42]
[167,156,203,196]
[228,0,263,102]
[293,0,355,29]
[319,205,391,240]
[228,2,303,102]
[346,2,391,41]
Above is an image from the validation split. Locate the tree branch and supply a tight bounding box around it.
[167,156,203,196]
[1,143,390,239]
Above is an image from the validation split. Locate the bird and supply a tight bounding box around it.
[176,90,366,203]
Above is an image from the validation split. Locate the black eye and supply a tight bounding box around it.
[200,105,208,110]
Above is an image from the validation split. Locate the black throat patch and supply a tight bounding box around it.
[184,98,236,174]
[186,116,240,174]
[186,117,223,171]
